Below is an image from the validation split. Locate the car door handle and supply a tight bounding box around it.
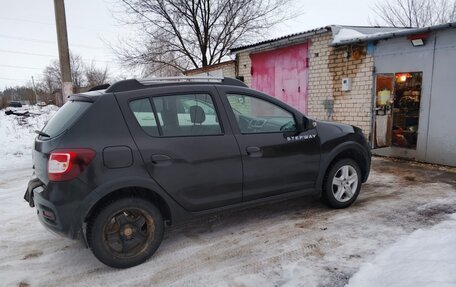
[246,146,262,157]
[151,154,172,166]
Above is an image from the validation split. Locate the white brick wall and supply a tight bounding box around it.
[184,61,236,78]
[236,52,252,86]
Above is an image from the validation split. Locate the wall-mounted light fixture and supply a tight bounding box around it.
[408,33,428,47]
[411,38,424,46]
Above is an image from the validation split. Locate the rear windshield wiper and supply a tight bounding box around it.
[35,130,50,138]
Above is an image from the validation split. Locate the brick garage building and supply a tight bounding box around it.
[230,26,402,140]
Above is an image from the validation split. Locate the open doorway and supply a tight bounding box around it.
[373,72,422,159]
[392,72,422,149]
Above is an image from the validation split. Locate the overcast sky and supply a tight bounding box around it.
[0,0,379,89]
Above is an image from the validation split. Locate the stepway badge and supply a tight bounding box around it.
[286,134,317,142]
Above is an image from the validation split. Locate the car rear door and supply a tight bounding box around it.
[216,86,320,201]
[116,85,243,212]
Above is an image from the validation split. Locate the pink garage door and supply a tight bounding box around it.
[250,43,309,113]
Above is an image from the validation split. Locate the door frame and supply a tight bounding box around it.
[373,73,395,148]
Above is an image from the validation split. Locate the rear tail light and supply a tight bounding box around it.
[48,149,96,181]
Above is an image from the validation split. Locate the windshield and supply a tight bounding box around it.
[41,101,91,138]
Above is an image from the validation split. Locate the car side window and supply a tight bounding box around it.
[129,98,159,136]
[227,94,297,134]
[152,94,222,137]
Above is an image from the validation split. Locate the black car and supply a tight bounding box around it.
[25,77,370,268]
[9,101,22,107]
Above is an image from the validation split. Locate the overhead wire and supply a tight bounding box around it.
[0,33,104,50]
[0,16,111,33]
[0,49,118,64]
[0,64,42,70]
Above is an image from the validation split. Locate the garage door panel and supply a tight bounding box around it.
[250,43,308,114]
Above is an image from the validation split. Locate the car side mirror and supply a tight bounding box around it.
[303,117,316,131]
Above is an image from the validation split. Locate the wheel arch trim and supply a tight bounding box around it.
[74,177,186,236]
[316,141,371,191]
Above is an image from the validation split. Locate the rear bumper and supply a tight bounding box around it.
[25,178,89,240]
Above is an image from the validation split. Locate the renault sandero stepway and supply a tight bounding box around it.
[25,77,371,268]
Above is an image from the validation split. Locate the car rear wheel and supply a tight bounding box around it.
[322,159,361,209]
[87,197,164,268]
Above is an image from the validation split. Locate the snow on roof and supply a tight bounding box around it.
[229,25,405,53]
[331,22,456,46]
[332,28,368,43]
[331,25,408,45]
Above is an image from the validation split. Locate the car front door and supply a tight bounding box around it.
[116,85,242,212]
[217,86,320,201]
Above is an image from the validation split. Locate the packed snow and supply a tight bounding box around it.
[0,105,456,286]
[348,213,456,287]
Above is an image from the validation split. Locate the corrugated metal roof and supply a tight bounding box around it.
[229,26,330,53]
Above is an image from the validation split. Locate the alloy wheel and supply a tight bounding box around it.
[331,165,359,203]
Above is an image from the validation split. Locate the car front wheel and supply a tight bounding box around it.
[322,159,362,209]
[87,197,164,268]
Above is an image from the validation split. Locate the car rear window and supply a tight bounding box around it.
[41,101,91,138]
[129,98,160,136]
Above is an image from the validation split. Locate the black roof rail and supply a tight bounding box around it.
[222,77,248,87]
[105,79,144,93]
[68,94,95,103]
[105,76,247,93]
[88,83,110,91]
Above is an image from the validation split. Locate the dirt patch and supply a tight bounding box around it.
[18,282,30,287]
[417,204,456,218]
[381,203,456,232]
[22,250,43,260]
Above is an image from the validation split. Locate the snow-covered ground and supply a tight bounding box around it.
[0,105,57,171]
[0,106,455,287]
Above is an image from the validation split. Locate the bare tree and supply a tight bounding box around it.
[85,62,110,87]
[41,64,61,95]
[114,0,296,74]
[372,0,456,27]
[38,54,111,104]
[41,53,87,92]
[70,54,86,90]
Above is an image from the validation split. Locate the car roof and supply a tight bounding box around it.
[68,77,247,102]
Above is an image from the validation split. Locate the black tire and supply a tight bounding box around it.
[322,158,362,209]
[87,197,164,268]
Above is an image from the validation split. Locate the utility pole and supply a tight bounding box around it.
[53,0,72,105]
[31,76,38,104]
